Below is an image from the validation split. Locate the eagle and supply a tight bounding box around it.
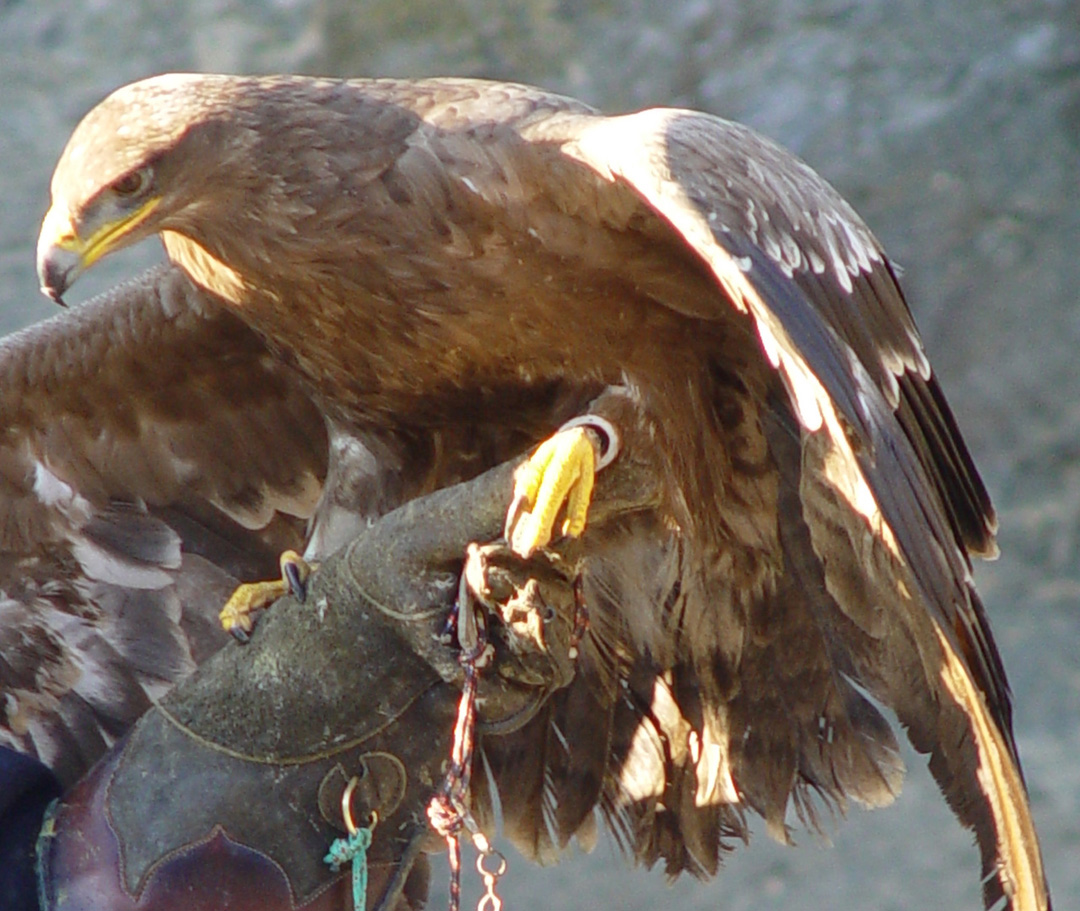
[25,74,1048,909]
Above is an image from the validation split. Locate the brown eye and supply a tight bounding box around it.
[112,166,151,198]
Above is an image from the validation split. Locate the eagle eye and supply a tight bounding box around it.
[111,166,152,199]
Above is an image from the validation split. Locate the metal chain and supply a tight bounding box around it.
[475,834,507,911]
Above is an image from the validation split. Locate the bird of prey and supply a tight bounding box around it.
[30,74,1049,909]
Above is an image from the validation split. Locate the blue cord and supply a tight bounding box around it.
[325,824,372,911]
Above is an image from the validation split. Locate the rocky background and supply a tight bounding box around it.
[1,1,1077,907]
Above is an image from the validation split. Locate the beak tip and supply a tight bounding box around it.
[39,283,67,308]
[36,244,77,308]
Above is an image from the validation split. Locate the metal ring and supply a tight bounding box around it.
[342,776,361,835]
[476,848,507,878]
[341,777,378,835]
[557,414,621,470]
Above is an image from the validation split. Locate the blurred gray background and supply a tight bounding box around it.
[1,1,1077,907]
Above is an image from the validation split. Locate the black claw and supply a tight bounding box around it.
[230,626,251,645]
[284,560,308,602]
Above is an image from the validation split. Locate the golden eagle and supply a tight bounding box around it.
[23,74,1049,909]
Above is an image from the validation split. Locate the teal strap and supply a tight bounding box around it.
[325,824,372,911]
[35,797,61,911]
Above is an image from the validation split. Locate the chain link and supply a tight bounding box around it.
[475,843,507,911]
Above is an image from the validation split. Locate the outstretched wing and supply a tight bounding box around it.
[0,265,327,786]
[0,258,598,795]
[543,107,1044,910]
[308,80,1044,908]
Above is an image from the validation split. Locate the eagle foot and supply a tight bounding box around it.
[219,550,316,641]
[504,415,620,558]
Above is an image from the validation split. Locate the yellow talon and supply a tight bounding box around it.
[506,426,598,558]
[219,550,315,640]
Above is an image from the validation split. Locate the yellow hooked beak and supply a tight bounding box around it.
[36,197,161,305]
